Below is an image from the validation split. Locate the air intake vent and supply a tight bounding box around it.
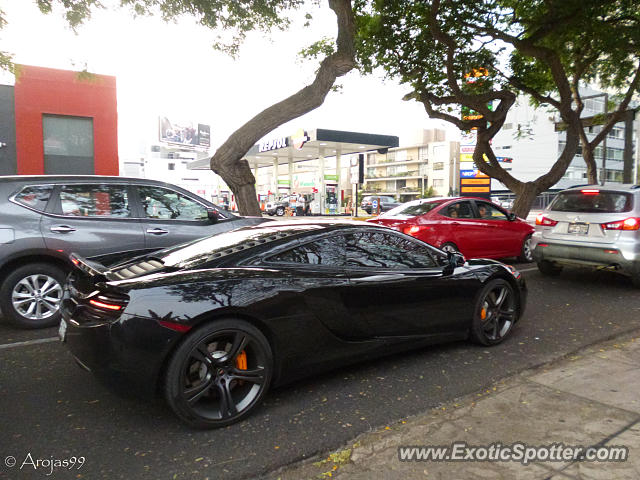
[112,259,164,280]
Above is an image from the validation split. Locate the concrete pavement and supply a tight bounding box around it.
[268,331,640,479]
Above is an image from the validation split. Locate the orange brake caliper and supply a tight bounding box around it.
[235,350,247,370]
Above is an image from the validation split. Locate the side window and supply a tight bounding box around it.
[346,231,437,269]
[14,185,53,212]
[442,201,473,219]
[59,184,130,217]
[267,236,345,266]
[475,202,507,220]
[138,186,208,220]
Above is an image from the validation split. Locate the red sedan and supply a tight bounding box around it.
[367,197,534,261]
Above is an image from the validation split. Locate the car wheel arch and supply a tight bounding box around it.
[0,254,70,286]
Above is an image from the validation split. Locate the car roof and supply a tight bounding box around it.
[0,175,186,187]
[562,184,640,193]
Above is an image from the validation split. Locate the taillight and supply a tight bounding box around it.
[581,189,600,195]
[535,214,558,226]
[403,225,430,236]
[601,217,640,231]
[89,299,123,311]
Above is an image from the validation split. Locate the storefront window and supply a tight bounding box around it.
[43,115,94,174]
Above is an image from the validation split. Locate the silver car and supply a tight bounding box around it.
[0,175,271,329]
[531,184,640,287]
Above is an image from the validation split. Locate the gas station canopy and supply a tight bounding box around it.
[188,128,399,169]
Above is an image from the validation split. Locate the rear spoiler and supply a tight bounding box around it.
[69,253,109,280]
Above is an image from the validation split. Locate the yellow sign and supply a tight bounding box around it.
[461,178,491,185]
[461,186,491,193]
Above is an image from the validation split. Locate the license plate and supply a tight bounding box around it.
[568,223,589,234]
[58,319,67,342]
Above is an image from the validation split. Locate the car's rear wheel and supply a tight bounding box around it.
[537,260,562,276]
[164,319,273,429]
[470,278,518,346]
[0,263,66,329]
[275,206,285,216]
[440,242,459,254]
[517,235,534,262]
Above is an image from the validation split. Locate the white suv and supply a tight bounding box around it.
[531,184,640,287]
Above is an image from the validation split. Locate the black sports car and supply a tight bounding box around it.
[60,220,526,428]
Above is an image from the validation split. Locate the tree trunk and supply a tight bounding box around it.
[209,0,356,216]
[212,158,262,216]
[511,182,541,219]
[581,143,598,185]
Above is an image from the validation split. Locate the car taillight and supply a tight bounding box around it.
[89,299,123,311]
[403,225,431,236]
[535,214,558,226]
[601,217,640,231]
[580,189,600,195]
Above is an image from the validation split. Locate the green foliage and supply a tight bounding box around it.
[418,186,436,198]
[19,1,309,58]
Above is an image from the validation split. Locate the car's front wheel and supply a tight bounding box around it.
[470,278,518,346]
[275,206,285,216]
[0,263,66,329]
[164,319,273,429]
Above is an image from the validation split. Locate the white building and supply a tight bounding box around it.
[491,88,638,193]
[363,128,460,199]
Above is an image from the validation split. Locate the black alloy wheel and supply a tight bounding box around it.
[164,319,272,428]
[470,278,518,346]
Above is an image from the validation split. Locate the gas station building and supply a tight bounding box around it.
[190,128,399,214]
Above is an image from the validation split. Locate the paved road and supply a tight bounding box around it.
[1,265,639,480]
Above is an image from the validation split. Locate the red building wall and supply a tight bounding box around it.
[13,65,119,175]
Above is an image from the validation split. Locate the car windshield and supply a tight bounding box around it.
[549,191,633,213]
[382,201,443,217]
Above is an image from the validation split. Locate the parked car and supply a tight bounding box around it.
[367,197,534,261]
[265,195,296,216]
[531,184,640,287]
[360,195,400,214]
[0,175,271,329]
[60,220,526,428]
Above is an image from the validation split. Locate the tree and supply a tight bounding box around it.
[7,0,357,216]
[496,0,640,185]
[356,0,640,217]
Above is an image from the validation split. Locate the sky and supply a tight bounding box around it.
[0,1,457,158]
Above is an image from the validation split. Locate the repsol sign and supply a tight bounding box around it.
[259,137,288,152]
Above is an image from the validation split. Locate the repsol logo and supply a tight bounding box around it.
[259,137,288,152]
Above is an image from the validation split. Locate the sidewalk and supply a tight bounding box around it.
[267,332,640,479]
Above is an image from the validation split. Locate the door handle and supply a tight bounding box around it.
[451,222,460,225]
[50,226,76,233]
[146,228,169,235]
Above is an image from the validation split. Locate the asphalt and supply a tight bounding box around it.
[0,265,639,479]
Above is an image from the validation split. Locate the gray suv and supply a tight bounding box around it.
[0,175,270,328]
[531,184,640,287]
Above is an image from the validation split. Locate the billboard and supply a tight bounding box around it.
[159,117,210,149]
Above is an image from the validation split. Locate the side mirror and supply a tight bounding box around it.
[507,212,517,221]
[207,209,220,223]
[447,251,466,269]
